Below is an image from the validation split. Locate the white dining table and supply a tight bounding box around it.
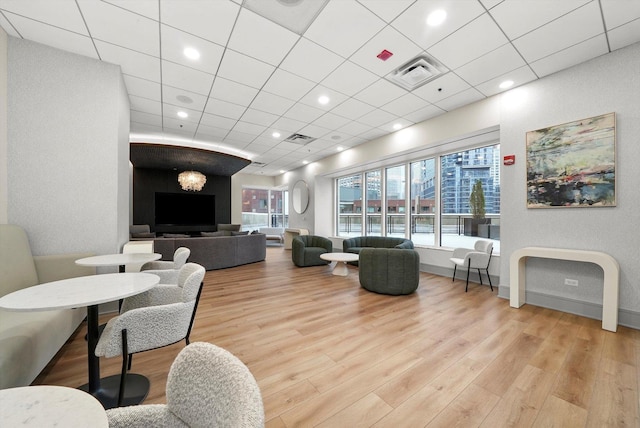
[0,385,108,427]
[0,272,159,409]
[76,253,161,272]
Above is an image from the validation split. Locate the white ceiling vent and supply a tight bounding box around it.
[252,161,266,167]
[284,133,316,145]
[386,55,446,91]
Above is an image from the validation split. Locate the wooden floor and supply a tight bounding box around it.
[35,247,640,427]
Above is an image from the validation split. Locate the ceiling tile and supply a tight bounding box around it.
[204,98,246,120]
[225,130,257,143]
[513,1,604,63]
[232,121,266,136]
[163,103,202,123]
[130,95,162,116]
[357,0,415,23]
[162,117,197,135]
[262,68,316,101]
[124,75,161,101]
[161,60,215,95]
[601,0,640,29]
[349,25,424,77]
[392,0,485,49]
[77,0,159,57]
[330,98,376,120]
[0,13,18,37]
[195,124,229,140]
[0,0,88,34]
[357,108,398,127]
[379,117,414,132]
[298,124,331,139]
[131,121,163,134]
[434,87,485,111]
[95,40,160,82]
[455,43,526,86]
[475,65,538,97]
[271,117,307,133]
[250,92,296,116]
[489,0,591,39]
[217,50,275,89]
[227,8,299,66]
[404,104,445,123]
[103,0,159,21]
[359,127,387,140]
[530,34,609,77]
[412,72,471,103]
[162,85,208,111]
[428,14,509,70]
[607,19,640,51]
[279,37,344,82]
[210,77,259,106]
[381,93,429,117]
[131,110,162,127]
[321,60,379,97]
[240,109,279,127]
[339,120,373,136]
[160,25,224,74]
[242,0,329,35]
[354,78,406,107]
[160,0,240,45]
[299,85,349,111]
[200,113,237,131]
[312,112,352,130]
[480,0,504,9]
[283,102,325,123]
[2,12,97,58]
[305,0,386,58]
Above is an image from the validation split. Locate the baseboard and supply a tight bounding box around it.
[420,263,499,288]
[497,286,640,330]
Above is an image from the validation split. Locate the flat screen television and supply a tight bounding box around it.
[155,192,215,226]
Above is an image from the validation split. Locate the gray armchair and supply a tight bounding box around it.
[106,342,264,427]
[292,235,333,267]
[94,263,206,406]
[359,248,420,295]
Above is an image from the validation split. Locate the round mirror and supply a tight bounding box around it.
[292,180,309,214]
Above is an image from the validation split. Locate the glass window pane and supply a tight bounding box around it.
[440,144,500,250]
[337,174,362,236]
[386,165,405,237]
[410,158,436,246]
[270,190,284,227]
[365,170,382,236]
[241,188,270,230]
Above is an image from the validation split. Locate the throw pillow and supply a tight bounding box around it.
[201,231,226,237]
[163,233,190,238]
[217,224,241,232]
[231,231,249,236]
[131,232,155,238]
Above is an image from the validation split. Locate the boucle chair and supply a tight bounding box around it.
[140,247,190,284]
[449,240,493,292]
[291,235,332,267]
[358,248,420,295]
[94,263,205,407]
[106,342,264,428]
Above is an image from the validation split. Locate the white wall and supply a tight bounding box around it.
[7,38,129,257]
[0,27,7,224]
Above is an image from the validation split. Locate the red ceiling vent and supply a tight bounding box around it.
[376,49,393,61]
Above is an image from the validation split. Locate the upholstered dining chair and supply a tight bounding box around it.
[105,342,264,427]
[94,263,205,407]
[449,240,494,292]
[140,247,190,284]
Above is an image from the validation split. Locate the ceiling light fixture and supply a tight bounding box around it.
[302,160,309,165]
[178,170,206,191]
[177,111,188,119]
[393,123,402,130]
[183,47,200,60]
[279,169,286,173]
[426,9,447,27]
[272,131,281,138]
[499,80,514,89]
[337,146,344,152]
[318,95,330,105]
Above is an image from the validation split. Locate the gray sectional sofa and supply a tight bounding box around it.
[153,233,266,271]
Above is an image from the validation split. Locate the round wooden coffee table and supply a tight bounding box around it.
[320,252,359,276]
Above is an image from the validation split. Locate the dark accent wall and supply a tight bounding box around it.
[133,168,231,234]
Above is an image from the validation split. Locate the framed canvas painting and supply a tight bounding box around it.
[526,112,616,208]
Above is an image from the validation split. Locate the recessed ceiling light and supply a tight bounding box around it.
[303,160,309,165]
[318,95,330,105]
[426,9,447,27]
[183,47,200,60]
[177,111,188,119]
[499,80,514,89]
[272,131,281,138]
[279,169,286,174]
[393,123,402,130]
[337,146,344,152]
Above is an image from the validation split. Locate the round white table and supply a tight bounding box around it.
[76,253,161,272]
[0,385,108,427]
[320,252,359,276]
[0,273,159,409]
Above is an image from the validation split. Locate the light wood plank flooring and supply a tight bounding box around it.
[35,247,640,427]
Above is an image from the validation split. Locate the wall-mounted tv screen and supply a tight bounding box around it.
[155,192,215,225]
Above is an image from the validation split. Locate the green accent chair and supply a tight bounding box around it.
[292,235,333,267]
[358,248,420,295]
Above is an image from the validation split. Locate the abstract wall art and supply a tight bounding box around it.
[526,112,616,208]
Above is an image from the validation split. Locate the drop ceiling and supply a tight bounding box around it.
[1,0,638,176]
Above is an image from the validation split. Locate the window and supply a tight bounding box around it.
[335,143,500,251]
[242,187,288,231]
[337,175,362,236]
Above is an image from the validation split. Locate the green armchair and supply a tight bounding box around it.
[292,235,333,267]
[358,248,420,295]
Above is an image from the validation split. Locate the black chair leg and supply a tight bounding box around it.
[452,265,457,282]
[486,269,493,291]
[118,329,129,407]
[465,262,471,292]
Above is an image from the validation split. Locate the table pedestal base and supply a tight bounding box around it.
[330,261,349,276]
[80,373,149,409]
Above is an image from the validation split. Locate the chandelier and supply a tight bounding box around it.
[178,170,206,191]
